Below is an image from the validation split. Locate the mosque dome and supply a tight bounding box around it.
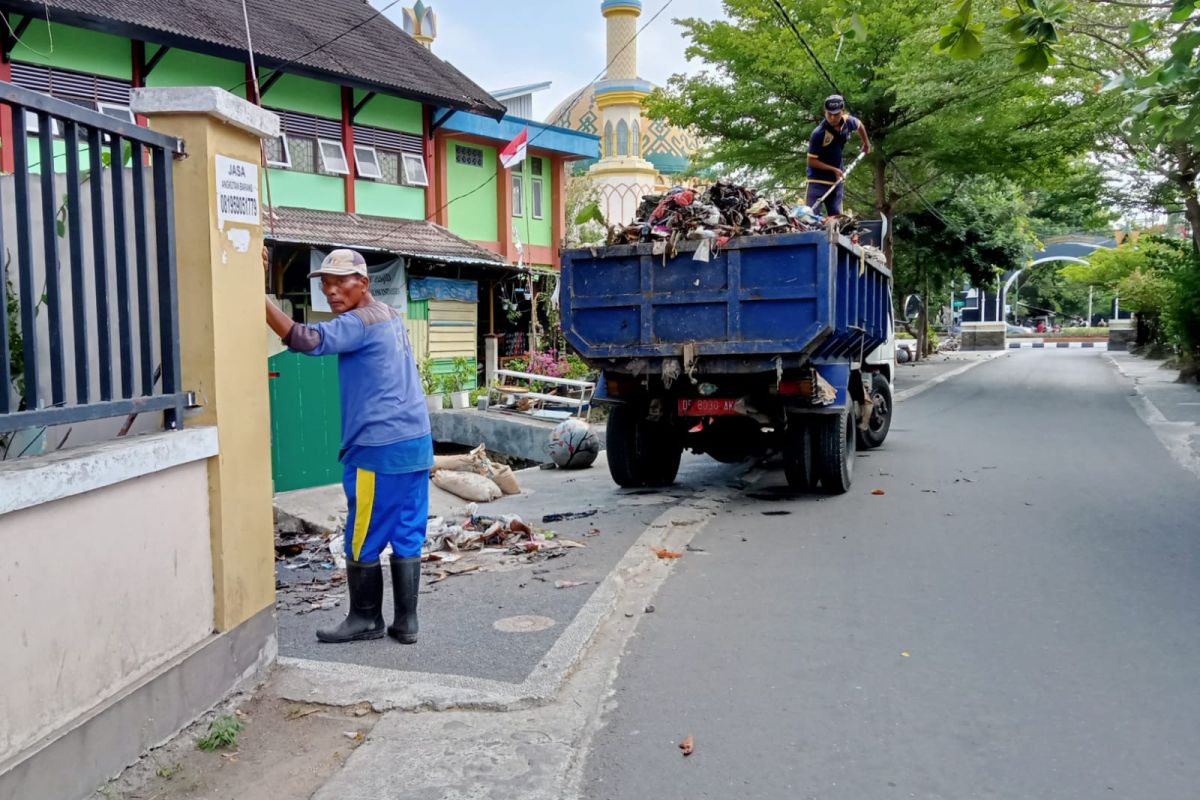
[545,80,699,177]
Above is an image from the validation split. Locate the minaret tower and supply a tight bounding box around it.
[589,0,658,224]
[402,1,438,50]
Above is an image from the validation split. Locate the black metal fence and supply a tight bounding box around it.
[0,81,187,438]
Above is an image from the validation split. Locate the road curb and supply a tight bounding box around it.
[894,351,1008,404]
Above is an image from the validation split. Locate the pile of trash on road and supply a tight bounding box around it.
[607,181,884,263]
[318,505,585,576]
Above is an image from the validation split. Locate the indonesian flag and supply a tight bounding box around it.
[499,127,528,170]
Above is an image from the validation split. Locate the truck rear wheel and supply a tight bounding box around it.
[783,416,815,491]
[814,406,855,494]
[857,373,892,450]
[606,404,683,488]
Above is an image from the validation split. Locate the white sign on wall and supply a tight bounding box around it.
[215,155,260,227]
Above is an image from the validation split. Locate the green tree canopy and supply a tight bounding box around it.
[648,0,1112,264]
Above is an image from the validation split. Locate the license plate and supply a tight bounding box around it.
[678,398,738,416]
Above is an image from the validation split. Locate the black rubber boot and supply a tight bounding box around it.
[316,559,385,643]
[387,556,421,644]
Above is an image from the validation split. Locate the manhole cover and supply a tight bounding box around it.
[493,615,557,633]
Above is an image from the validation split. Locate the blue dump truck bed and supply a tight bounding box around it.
[561,229,891,372]
[560,229,894,494]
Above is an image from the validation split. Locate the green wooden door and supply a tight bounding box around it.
[268,351,343,492]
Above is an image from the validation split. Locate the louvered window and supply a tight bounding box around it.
[267,108,344,175]
[351,125,422,155]
[9,62,131,106]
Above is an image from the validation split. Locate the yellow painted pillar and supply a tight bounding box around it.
[132,88,280,632]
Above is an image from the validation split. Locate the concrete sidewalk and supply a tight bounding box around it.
[1104,352,1200,480]
[272,453,747,711]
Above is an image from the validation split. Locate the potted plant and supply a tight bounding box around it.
[418,358,444,414]
[447,357,474,410]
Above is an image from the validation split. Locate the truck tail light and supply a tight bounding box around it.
[777,379,815,397]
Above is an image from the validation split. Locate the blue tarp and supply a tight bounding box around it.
[409,277,478,303]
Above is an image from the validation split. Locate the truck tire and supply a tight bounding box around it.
[783,416,815,491]
[814,406,855,494]
[857,373,892,450]
[606,404,683,488]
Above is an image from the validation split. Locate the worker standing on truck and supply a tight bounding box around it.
[806,94,871,217]
[265,248,432,646]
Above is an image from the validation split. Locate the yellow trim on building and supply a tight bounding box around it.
[595,90,650,110]
[352,468,376,561]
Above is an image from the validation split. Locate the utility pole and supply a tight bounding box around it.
[1088,285,1094,325]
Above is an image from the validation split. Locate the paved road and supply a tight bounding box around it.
[582,350,1200,800]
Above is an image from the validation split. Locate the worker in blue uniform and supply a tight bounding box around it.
[265,249,432,645]
[805,94,871,217]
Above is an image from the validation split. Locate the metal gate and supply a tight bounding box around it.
[0,80,187,441]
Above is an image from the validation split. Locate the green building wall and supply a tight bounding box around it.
[447,141,498,242]
[146,50,244,90]
[10,21,131,78]
[513,157,552,249]
[356,181,424,218]
[354,93,423,135]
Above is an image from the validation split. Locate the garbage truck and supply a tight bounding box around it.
[559,228,894,493]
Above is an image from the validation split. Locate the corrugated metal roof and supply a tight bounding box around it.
[6,0,505,118]
[265,206,511,269]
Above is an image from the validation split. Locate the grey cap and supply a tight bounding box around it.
[308,248,368,278]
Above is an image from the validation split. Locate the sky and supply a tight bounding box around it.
[371,0,727,120]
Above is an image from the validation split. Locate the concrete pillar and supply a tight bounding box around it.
[1108,318,1136,352]
[961,321,1007,351]
[131,87,280,633]
[484,334,501,387]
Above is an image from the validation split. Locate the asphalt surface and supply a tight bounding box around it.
[582,350,1200,800]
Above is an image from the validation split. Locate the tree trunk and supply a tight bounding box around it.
[1172,143,1200,253]
[872,159,894,268]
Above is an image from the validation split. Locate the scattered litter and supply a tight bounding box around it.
[353,703,372,717]
[685,544,706,552]
[871,489,886,496]
[342,731,365,742]
[679,735,695,756]
[428,564,482,584]
[542,510,598,523]
[625,612,635,618]
[901,651,911,658]
[555,580,590,589]
[761,510,792,516]
[584,528,602,537]
[653,548,683,559]
[921,489,937,494]
[645,605,656,614]
[286,705,322,720]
